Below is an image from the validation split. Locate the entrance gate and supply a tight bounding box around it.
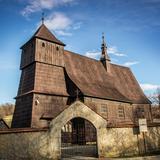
[61,117,98,158]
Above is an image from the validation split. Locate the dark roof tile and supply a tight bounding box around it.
[34,24,65,45]
[21,24,65,48]
[64,50,150,104]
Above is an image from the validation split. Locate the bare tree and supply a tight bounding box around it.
[0,103,14,118]
[148,88,160,107]
[148,88,160,119]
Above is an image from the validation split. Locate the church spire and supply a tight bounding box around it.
[101,32,106,56]
[100,33,111,72]
[101,32,110,61]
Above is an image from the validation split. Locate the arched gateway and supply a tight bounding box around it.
[61,117,97,158]
[48,101,107,159]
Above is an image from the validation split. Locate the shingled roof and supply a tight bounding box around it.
[20,23,150,104]
[64,50,151,104]
[21,24,65,48]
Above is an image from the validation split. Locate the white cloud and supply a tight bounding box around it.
[55,30,72,36]
[65,44,74,50]
[140,83,160,91]
[111,58,119,63]
[21,0,74,16]
[45,12,72,30]
[85,46,127,59]
[123,61,139,67]
[73,22,82,30]
[42,12,72,36]
[37,12,81,36]
[85,51,100,59]
[108,46,127,57]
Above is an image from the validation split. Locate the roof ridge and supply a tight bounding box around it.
[65,50,130,70]
[64,50,100,62]
[111,63,130,69]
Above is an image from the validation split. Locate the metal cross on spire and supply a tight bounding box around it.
[102,32,105,44]
[101,32,107,56]
[102,32,106,48]
[41,12,45,24]
[101,32,110,63]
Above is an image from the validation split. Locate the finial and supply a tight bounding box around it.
[102,32,106,46]
[101,32,106,52]
[41,12,44,24]
[102,32,105,42]
[100,32,111,71]
[101,32,110,60]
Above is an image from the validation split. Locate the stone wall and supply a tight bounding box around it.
[0,126,160,160]
[104,126,160,157]
[1,101,160,160]
[0,129,50,160]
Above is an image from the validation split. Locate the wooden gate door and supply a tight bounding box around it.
[61,118,98,158]
[72,118,86,145]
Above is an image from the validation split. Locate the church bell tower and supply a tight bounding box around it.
[12,23,68,128]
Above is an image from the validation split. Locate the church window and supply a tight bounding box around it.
[138,107,144,113]
[137,107,145,118]
[118,105,125,118]
[42,42,45,47]
[56,46,59,51]
[101,104,108,117]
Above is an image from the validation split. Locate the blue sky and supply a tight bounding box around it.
[0,0,160,104]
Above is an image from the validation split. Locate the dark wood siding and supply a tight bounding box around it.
[12,94,33,128]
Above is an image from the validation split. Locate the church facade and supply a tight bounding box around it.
[10,23,154,158]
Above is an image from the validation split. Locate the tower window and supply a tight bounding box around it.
[56,46,59,51]
[42,42,45,47]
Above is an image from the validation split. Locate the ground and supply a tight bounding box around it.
[62,155,160,160]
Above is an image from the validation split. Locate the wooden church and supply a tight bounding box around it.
[11,22,152,157]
